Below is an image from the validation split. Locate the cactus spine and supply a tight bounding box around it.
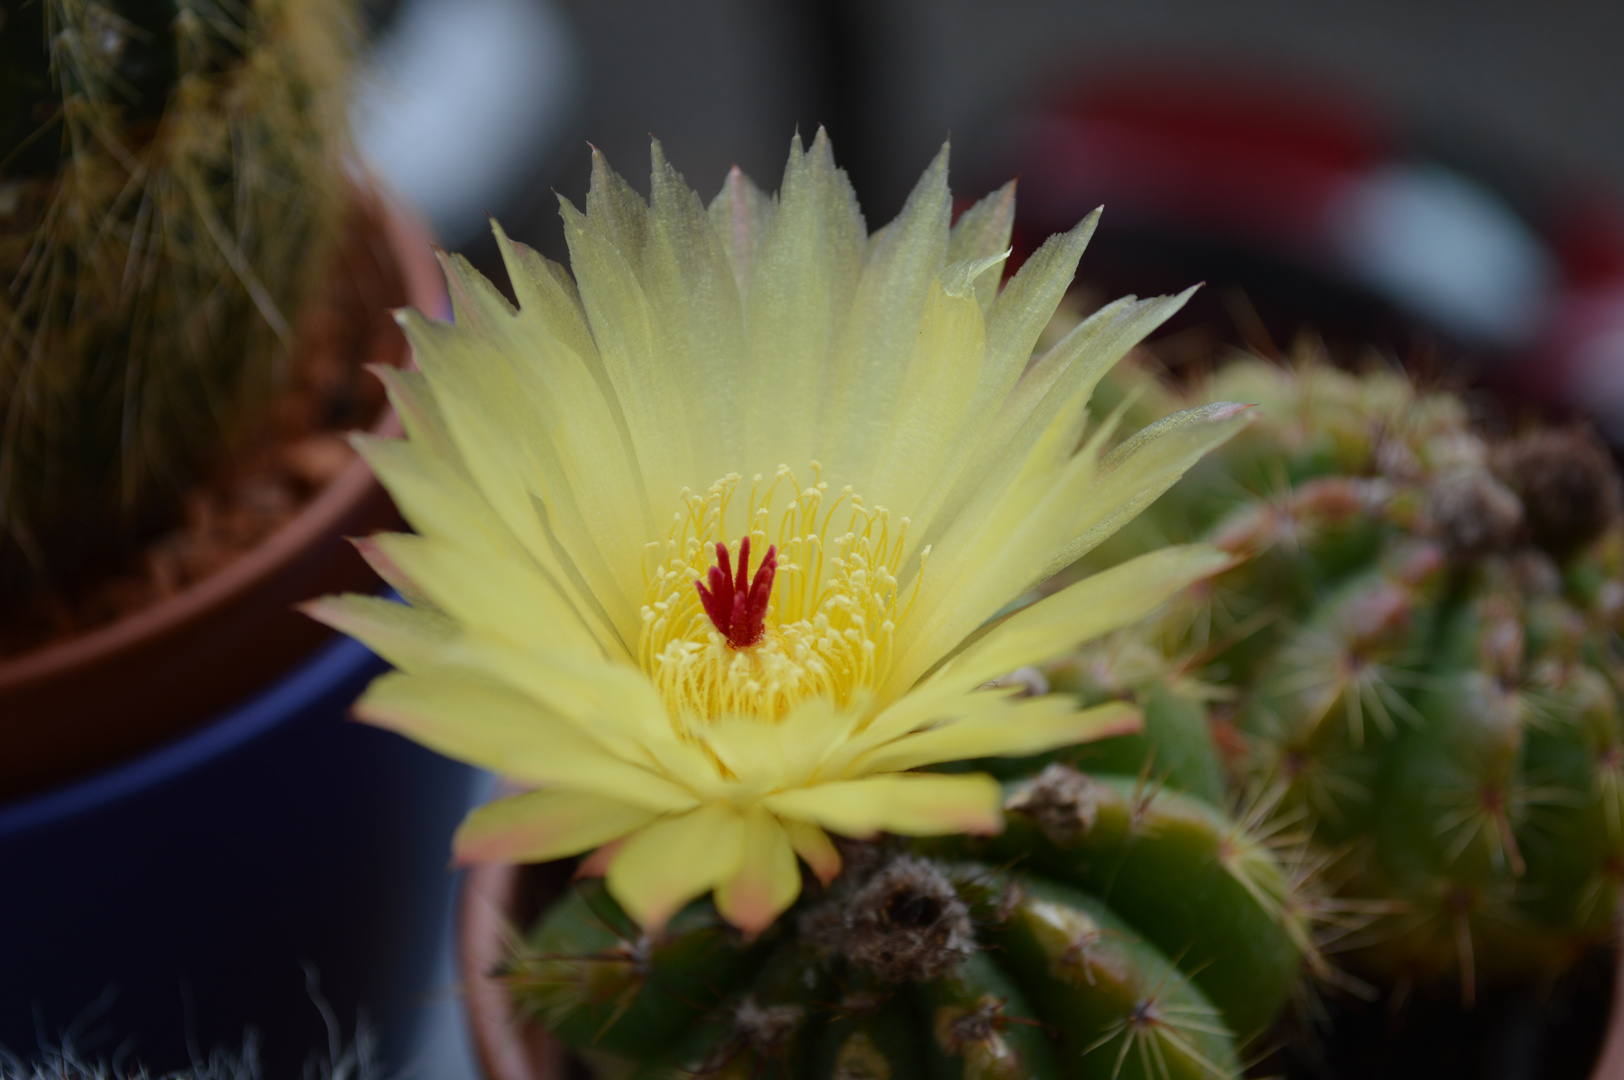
[1056,344,1624,1001]
[0,0,354,590]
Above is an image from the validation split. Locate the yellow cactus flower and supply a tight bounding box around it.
[307,132,1248,934]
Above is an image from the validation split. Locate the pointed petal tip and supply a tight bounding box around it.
[967,812,1005,837]
[1101,708,1146,740]
[294,596,329,621]
[722,902,781,940]
[1210,401,1257,421]
[576,839,624,879]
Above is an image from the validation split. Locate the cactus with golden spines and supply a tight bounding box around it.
[0,0,354,589]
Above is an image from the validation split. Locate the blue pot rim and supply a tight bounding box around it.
[0,632,379,836]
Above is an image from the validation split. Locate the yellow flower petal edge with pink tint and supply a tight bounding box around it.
[306,131,1250,934]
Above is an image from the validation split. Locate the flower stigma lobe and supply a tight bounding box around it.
[694,537,778,649]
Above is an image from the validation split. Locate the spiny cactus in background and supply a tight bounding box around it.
[502,753,1315,1080]
[1,1029,379,1080]
[0,0,355,591]
[1050,341,1624,1003]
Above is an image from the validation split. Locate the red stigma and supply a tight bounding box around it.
[694,537,777,649]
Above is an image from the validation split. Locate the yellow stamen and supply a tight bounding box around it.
[638,469,922,729]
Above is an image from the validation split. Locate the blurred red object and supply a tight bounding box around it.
[999,65,1624,437]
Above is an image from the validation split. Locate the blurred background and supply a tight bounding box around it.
[355,0,1624,441]
[347,1,1624,1073]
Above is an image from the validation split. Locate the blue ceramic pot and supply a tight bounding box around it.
[0,630,476,1075]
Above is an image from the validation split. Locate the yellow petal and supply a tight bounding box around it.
[353,671,698,812]
[351,433,639,661]
[850,699,1141,776]
[700,698,867,796]
[575,839,625,879]
[979,210,1100,410]
[300,593,453,674]
[1044,402,1254,577]
[351,435,508,559]
[915,287,1197,575]
[585,145,651,258]
[370,532,601,660]
[401,299,647,646]
[707,163,776,298]
[452,789,659,864]
[941,544,1232,690]
[606,802,746,930]
[739,128,864,470]
[559,183,695,512]
[351,535,435,611]
[828,681,1018,773]
[863,278,986,521]
[762,773,1003,838]
[369,365,458,464]
[644,139,750,481]
[782,818,842,884]
[713,806,801,934]
[489,218,601,370]
[887,401,1249,699]
[819,141,952,481]
[430,636,682,756]
[946,180,1016,314]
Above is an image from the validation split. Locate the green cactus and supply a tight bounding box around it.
[1052,341,1624,1003]
[500,752,1314,1080]
[0,0,355,591]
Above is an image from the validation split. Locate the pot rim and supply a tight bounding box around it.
[0,632,381,831]
[0,184,442,692]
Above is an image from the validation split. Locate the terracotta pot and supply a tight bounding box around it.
[1597,979,1624,1079]
[0,185,444,801]
[458,860,1624,1080]
[460,860,571,1080]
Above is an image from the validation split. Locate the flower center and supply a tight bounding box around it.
[638,467,925,729]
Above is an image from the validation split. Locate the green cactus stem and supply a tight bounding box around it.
[1053,341,1624,1003]
[501,758,1312,1080]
